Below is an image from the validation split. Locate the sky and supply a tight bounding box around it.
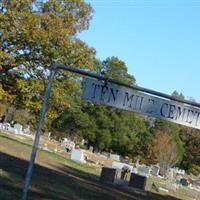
[80,0,200,102]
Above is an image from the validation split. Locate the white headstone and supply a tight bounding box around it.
[137,165,151,177]
[110,154,120,161]
[7,126,18,134]
[112,161,133,171]
[62,138,75,151]
[14,123,23,134]
[48,132,51,140]
[71,149,86,163]
[23,125,31,135]
[61,138,68,147]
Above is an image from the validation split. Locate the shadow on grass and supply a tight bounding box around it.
[0,152,181,200]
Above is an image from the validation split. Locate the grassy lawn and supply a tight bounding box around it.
[0,132,198,200]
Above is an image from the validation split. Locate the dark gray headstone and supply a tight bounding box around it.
[100,167,117,183]
[151,166,160,176]
[180,178,189,187]
[129,173,147,190]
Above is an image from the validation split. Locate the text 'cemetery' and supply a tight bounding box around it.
[82,78,200,129]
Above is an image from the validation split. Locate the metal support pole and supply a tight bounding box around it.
[21,68,56,200]
[53,64,200,108]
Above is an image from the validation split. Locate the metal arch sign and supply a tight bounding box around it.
[82,78,200,130]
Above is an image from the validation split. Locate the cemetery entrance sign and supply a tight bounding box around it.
[22,64,200,200]
[82,78,200,130]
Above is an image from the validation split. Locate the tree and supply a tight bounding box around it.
[151,119,184,163]
[0,0,96,128]
[179,126,200,175]
[146,119,185,174]
[0,0,95,75]
[52,104,96,141]
[101,57,136,85]
[147,130,180,175]
[85,57,143,153]
[171,90,185,101]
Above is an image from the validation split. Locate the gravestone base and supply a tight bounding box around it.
[129,173,147,190]
[100,167,117,183]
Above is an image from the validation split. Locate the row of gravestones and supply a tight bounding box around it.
[0,122,31,135]
[100,167,147,190]
[0,122,23,134]
[137,164,160,177]
[112,161,160,178]
[109,154,160,178]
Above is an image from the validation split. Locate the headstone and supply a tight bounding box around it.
[135,159,140,168]
[166,169,175,181]
[48,132,51,140]
[89,146,93,152]
[81,139,85,145]
[100,167,117,183]
[151,165,160,176]
[112,161,133,171]
[180,178,189,187]
[132,167,138,174]
[24,125,31,135]
[3,123,10,130]
[101,151,109,158]
[177,168,185,175]
[7,126,18,134]
[61,138,68,147]
[129,173,147,190]
[171,167,185,176]
[121,166,131,180]
[70,149,86,163]
[62,138,75,152]
[14,123,23,134]
[110,154,120,161]
[137,165,151,177]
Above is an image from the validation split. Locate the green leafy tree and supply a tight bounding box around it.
[0,0,96,128]
[171,90,185,101]
[101,57,136,85]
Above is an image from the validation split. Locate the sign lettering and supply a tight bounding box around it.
[82,79,200,129]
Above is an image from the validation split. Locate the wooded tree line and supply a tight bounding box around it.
[0,0,199,175]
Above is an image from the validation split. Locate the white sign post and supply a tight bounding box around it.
[82,78,200,130]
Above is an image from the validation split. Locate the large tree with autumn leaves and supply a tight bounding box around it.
[0,0,95,127]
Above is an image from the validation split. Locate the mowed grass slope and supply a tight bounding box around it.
[0,132,181,200]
